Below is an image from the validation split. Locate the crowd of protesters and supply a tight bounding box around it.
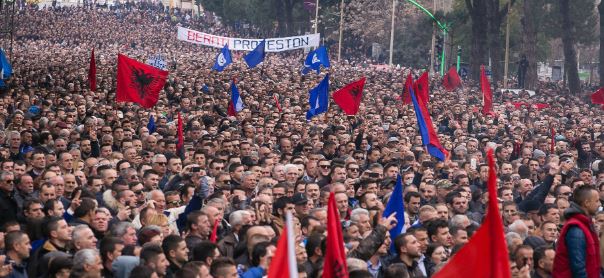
[0,2,602,278]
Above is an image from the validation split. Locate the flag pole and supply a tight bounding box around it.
[388,0,397,65]
[337,0,344,62]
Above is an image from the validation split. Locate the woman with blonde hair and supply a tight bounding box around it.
[145,213,172,237]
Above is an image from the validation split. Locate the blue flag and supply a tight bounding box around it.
[0,48,12,88]
[244,39,266,69]
[306,74,330,120]
[409,83,447,161]
[302,46,330,74]
[383,174,406,253]
[212,44,232,72]
[147,115,156,134]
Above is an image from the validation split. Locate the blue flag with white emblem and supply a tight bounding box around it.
[244,39,266,69]
[383,174,406,253]
[0,48,12,88]
[302,46,330,74]
[212,44,232,72]
[306,74,329,120]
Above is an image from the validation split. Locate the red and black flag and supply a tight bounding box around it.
[88,48,97,92]
[116,54,168,109]
[332,77,366,115]
[414,71,429,106]
[442,66,462,91]
[401,73,413,105]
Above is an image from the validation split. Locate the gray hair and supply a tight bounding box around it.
[110,222,136,238]
[72,225,93,243]
[73,249,99,271]
[450,214,470,229]
[350,208,369,223]
[284,164,298,173]
[505,232,522,247]
[229,210,251,227]
[0,170,13,181]
[508,220,529,239]
[206,198,226,208]
[241,171,255,182]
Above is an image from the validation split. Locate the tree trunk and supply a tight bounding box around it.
[599,1,604,87]
[522,0,538,90]
[560,0,581,94]
[466,0,489,81]
[487,0,502,87]
[283,0,294,35]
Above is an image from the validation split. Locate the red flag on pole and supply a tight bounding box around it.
[480,66,493,115]
[88,49,97,92]
[332,77,366,115]
[414,71,429,106]
[116,54,168,109]
[322,192,348,278]
[209,218,219,243]
[401,73,413,105]
[274,94,282,113]
[442,67,461,91]
[177,112,184,159]
[591,87,604,104]
[267,213,298,278]
[433,149,510,278]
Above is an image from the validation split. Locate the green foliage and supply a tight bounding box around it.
[542,0,598,45]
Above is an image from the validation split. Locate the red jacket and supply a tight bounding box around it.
[553,212,601,278]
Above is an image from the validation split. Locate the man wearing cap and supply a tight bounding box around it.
[292,193,311,218]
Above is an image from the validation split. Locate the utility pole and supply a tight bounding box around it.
[503,1,511,88]
[314,0,319,34]
[337,0,344,61]
[429,0,436,75]
[388,0,397,65]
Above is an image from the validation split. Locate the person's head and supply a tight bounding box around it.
[92,208,111,233]
[186,211,211,238]
[0,170,15,193]
[514,245,534,271]
[404,192,421,215]
[393,233,422,259]
[74,197,97,221]
[4,231,31,261]
[572,185,600,216]
[23,198,45,220]
[250,241,276,268]
[110,222,137,246]
[162,235,189,265]
[72,225,98,251]
[539,221,559,243]
[426,242,448,265]
[44,216,72,244]
[533,246,555,274]
[128,265,159,278]
[99,237,124,266]
[140,244,169,276]
[210,257,238,278]
[192,241,219,265]
[72,249,103,276]
[350,208,372,235]
[426,219,452,247]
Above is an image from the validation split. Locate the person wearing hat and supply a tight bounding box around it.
[292,192,311,218]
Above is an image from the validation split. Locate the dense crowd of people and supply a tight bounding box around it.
[0,2,602,278]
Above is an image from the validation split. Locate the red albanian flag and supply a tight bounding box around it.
[433,149,510,278]
[414,71,429,106]
[116,54,168,109]
[332,77,366,115]
[442,66,461,91]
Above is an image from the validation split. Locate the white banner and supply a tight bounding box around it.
[177,26,321,52]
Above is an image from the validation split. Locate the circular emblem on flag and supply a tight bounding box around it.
[311,53,320,64]
[217,53,227,66]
